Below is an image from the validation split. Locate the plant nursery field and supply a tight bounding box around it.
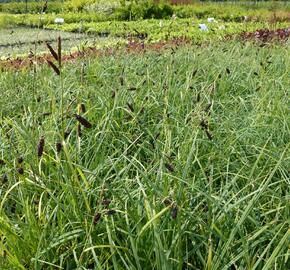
[0,0,289,269]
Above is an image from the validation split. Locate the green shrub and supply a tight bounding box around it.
[83,0,121,15]
[114,0,173,20]
[68,0,94,12]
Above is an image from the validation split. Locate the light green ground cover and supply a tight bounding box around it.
[0,27,125,58]
[45,19,290,43]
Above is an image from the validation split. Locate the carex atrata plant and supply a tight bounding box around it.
[45,37,65,139]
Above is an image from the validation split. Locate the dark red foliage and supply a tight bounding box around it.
[0,38,189,71]
[241,27,290,43]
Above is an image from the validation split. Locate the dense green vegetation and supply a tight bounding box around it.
[0,1,65,14]
[0,40,289,269]
[0,8,288,58]
[0,0,289,269]
[0,0,289,53]
[0,13,288,47]
[0,0,289,21]
[46,20,289,43]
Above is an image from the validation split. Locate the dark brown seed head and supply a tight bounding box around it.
[64,129,71,139]
[186,115,192,124]
[155,132,160,140]
[226,68,231,74]
[77,124,82,137]
[171,206,178,219]
[46,42,58,62]
[80,103,86,113]
[74,114,92,129]
[200,119,208,130]
[0,159,5,166]
[205,130,213,141]
[163,198,172,206]
[196,92,201,103]
[128,87,137,91]
[139,107,145,114]
[42,112,51,117]
[192,69,198,78]
[204,103,212,114]
[57,36,62,68]
[111,91,116,99]
[2,173,8,183]
[106,209,116,215]
[34,199,40,205]
[127,103,134,112]
[56,142,62,153]
[47,60,60,75]
[165,163,174,172]
[17,157,24,164]
[17,167,24,175]
[101,199,111,207]
[119,76,124,86]
[93,212,101,225]
[37,137,45,157]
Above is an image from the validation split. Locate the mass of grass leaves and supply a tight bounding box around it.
[0,40,289,269]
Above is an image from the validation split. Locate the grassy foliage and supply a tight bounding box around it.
[0,40,289,269]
